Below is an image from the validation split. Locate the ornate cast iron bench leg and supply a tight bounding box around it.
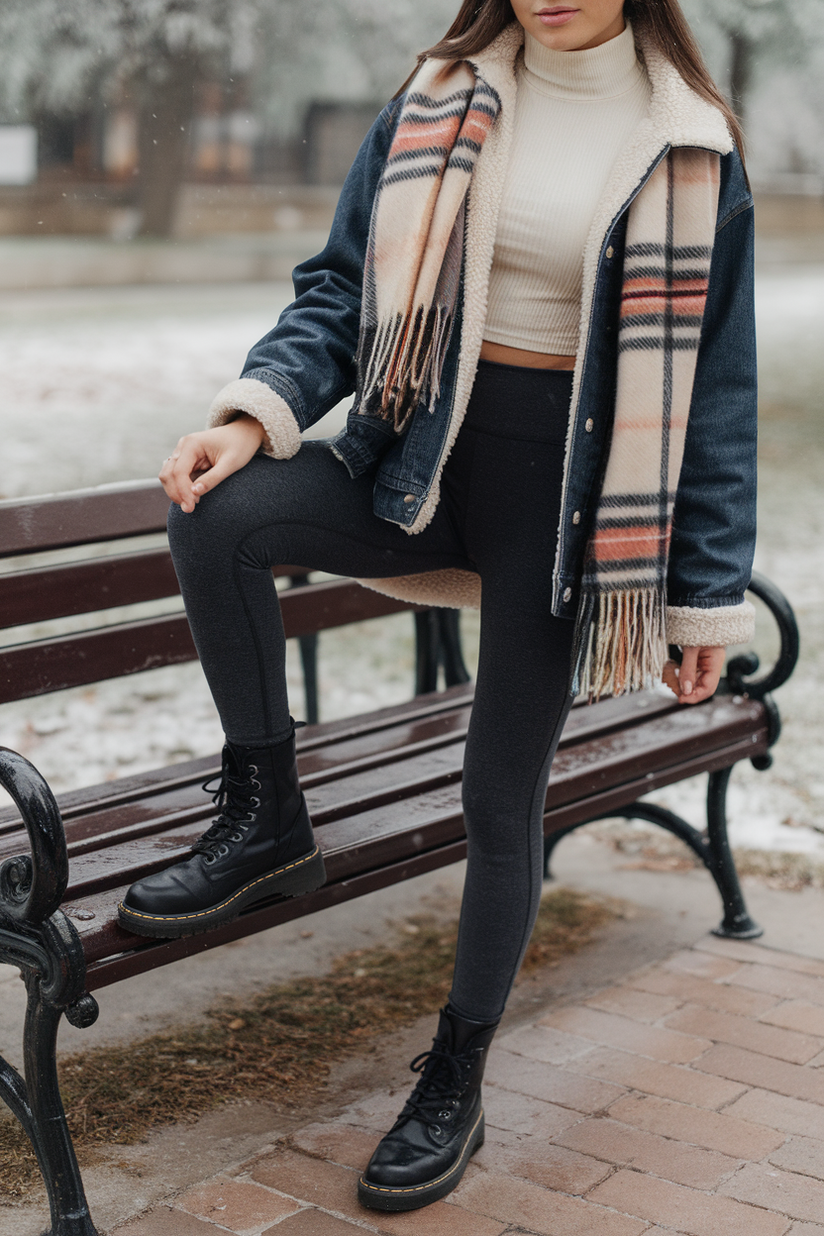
[0,748,100,1236]
[543,770,762,939]
[543,572,800,942]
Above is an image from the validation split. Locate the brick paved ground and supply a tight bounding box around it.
[113,933,824,1236]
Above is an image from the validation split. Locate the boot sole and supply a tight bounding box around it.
[117,846,326,939]
[357,1111,484,1212]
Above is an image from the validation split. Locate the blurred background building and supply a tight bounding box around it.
[0,0,822,240]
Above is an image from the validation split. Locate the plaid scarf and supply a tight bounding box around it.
[357,62,720,699]
[356,60,501,432]
[577,149,720,698]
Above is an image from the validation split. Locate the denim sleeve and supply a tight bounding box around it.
[239,101,400,431]
[667,161,757,611]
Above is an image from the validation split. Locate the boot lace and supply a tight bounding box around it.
[394,1041,473,1133]
[192,762,261,864]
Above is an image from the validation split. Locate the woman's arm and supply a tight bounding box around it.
[666,148,758,651]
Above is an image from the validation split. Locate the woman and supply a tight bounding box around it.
[119,0,757,1212]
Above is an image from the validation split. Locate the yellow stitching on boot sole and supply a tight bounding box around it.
[358,1110,483,1195]
[117,846,322,922]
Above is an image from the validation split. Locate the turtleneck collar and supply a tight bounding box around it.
[522,19,644,100]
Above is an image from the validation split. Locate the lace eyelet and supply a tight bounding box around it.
[203,853,216,865]
[432,1125,441,1135]
[229,832,243,843]
[251,797,260,808]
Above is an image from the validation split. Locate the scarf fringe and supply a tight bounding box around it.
[578,587,668,701]
[358,302,454,433]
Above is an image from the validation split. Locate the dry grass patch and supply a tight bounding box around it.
[0,887,613,1202]
[733,847,824,890]
[590,820,824,890]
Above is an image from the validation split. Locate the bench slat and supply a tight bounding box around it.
[2,549,180,626]
[0,579,425,703]
[0,614,199,701]
[10,694,764,904]
[1,550,313,627]
[0,689,670,850]
[66,719,767,986]
[0,689,678,835]
[0,690,695,869]
[75,838,471,989]
[0,481,169,556]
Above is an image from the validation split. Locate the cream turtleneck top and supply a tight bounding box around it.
[483,22,651,356]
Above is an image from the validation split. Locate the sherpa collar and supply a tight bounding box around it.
[464,20,733,158]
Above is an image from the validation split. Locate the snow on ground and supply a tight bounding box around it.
[0,270,821,857]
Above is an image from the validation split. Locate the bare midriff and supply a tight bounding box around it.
[479,340,576,370]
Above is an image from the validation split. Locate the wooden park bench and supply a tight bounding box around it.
[0,479,799,1236]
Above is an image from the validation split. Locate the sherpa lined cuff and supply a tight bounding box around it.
[666,599,755,648]
[207,378,302,459]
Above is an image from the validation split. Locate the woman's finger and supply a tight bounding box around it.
[678,646,699,699]
[677,645,725,705]
[161,439,208,510]
[190,452,241,497]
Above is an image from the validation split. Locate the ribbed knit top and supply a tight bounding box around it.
[483,22,651,355]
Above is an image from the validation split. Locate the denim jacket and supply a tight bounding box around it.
[208,24,757,649]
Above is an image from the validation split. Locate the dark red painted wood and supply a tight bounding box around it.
[67,721,767,987]
[0,579,423,703]
[0,481,170,556]
[0,484,772,1005]
[0,614,199,702]
[1,550,314,627]
[0,689,753,859]
[0,693,766,905]
[0,689,477,835]
[3,549,180,625]
[77,839,470,988]
[0,686,669,836]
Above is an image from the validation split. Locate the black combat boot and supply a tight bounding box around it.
[358,1005,498,1212]
[118,725,325,938]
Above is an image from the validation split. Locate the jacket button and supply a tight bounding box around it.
[572,510,581,525]
[606,245,614,259]
[563,587,573,603]
[585,418,594,433]
[403,494,416,504]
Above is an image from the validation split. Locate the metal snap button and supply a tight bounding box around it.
[563,587,573,603]
[403,494,416,504]
[585,418,594,433]
[606,245,614,259]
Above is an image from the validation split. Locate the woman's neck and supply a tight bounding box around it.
[522,20,643,100]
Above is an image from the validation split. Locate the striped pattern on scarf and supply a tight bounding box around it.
[578,148,721,699]
[356,60,501,433]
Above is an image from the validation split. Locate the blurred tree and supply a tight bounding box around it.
[248,0,458,141]
[0,0,260,236]
[682,0,821,124]
[0,0,456,236]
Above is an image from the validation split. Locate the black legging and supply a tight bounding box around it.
[168,361,576,1022]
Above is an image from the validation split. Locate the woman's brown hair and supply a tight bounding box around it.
[401,0,745,155]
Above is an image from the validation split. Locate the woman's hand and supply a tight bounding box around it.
[160,415,267,513]
[662,646,725,705]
